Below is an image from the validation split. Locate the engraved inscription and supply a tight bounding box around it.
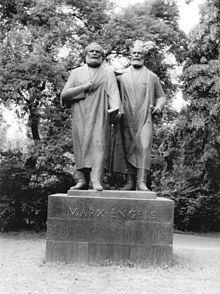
[69,207,78,216]
[128,210,136,219]
[119,210,126,218]
[89,208,95,217]
[81,209,86,217]
[68,206,156,220]
[138,211,144,219]
[96,209,105,217]
[151,211,156,219]
[110,208,116,219]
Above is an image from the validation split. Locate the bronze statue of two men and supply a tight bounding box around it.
[61,42,166,192]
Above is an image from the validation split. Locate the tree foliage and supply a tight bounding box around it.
[0,107,8,148]
[104,0,187,98]
[153,0,220,231]
[0,0,185,141]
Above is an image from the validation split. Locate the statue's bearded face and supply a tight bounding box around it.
[85,44,103,67]
[131,47,145,68]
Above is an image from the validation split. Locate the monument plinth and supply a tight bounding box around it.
[46,190,174,266]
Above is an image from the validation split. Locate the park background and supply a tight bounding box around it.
[0,0,219,233]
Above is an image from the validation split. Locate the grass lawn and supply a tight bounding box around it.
[0,232,219,294]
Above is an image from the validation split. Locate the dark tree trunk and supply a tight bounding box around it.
[29,111,40,141]
[24,108,40,181]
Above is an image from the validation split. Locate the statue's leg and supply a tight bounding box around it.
[83,168,91,189]
[137,168,149,191]
[91,164,103,191]
[146,169,152,191]
[70,169,87,190]
[91,152,104,191]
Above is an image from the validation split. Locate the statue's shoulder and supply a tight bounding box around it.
[118,67,130,77]
[102,64,115,74]
[69,64,86,74]
[103,64,128,75]
[145,67,158,79]
[115,67,130,82]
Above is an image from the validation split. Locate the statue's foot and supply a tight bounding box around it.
[121,183,135,190]
[137,182,150,191]
[91,182,103,191]
[121,175,135,190]
[70,180,86,190]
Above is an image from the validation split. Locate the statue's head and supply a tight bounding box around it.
[85,42,104,67]
[130,45,145,68]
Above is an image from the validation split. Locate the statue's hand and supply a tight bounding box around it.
[84,81,93,92]
[151,105,162,122]
[108,108,120,125]
[151,105,162,115]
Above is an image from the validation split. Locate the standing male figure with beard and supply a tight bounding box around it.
[61,42,120,191]
[115,44,166,191]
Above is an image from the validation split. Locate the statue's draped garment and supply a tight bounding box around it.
[62,64,120,170]
[114,66,165,172]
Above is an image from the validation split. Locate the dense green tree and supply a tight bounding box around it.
[0,106,8,149]
[181,0,220,191]
[103,0,187,99]
[0,0,114,141]
[155,0,220,231]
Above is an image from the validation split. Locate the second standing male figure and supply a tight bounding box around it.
[113,45,166,191]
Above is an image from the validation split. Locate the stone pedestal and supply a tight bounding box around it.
[46,190,174,266]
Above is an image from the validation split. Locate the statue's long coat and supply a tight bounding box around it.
[114,66,166,172]
[62,64,120,170]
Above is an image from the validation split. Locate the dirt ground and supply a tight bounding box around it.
[0,232,220,294]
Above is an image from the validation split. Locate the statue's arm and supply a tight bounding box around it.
[153,75,166,111]
[106,69,121,112]
[116,76,125,115]
[61,70,92,101]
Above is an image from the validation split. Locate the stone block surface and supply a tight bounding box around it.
[46,191,174,266]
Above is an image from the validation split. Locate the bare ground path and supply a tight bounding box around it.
[0,232,220,294]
